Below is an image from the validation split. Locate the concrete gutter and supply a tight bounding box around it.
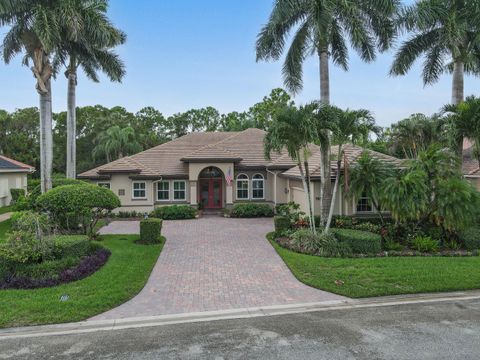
[1,290,479,340]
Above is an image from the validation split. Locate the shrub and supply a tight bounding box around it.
[115,211,141,218]
[411,236,439,253]
[36,184,120,236]
[10,211,52,237]
[274,216,291,235]
[290,229,352,257]
[151,205,197,220]
[460,227,480,251]
[231,203,274,218]
[352,222,382,234]
[275,202,304,222]
[53,236,91,259]
[0,231,54,264]
[332,228,382,254]
[140,218,163,244]
[28,178,85,209]
[9,188,25,205]
[383,239,404,251]
[291,229,323,254]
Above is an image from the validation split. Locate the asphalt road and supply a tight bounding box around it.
[1,299,479,359]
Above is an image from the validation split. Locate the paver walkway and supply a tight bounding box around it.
[0,213,11,223]
[92,217,346,320]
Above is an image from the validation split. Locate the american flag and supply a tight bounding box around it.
[226,167,233,185]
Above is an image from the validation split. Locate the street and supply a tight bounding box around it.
[1,298,479,359]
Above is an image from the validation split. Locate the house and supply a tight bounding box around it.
[463,139,480,190]
[78,128,402,215]
[0,155,35,207]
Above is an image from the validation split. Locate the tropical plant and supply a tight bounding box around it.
[53,0,126,179]
[391,0,480,106]
[0,0,64,192]
[92,126,142,163]
[325,107,378,231]
[257,0,399,226]
[264,105,316,232]
[346,152,394,224]
[442,96,480,163]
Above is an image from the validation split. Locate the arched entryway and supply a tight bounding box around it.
[198,167,224,209]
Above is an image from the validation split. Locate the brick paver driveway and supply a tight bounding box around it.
[93,217,346,320]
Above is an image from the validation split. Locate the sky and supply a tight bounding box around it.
[0,0,478,128]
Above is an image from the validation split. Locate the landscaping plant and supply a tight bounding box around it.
[139,218,163,244]
[150,205,197,220]
[230,203,274,218]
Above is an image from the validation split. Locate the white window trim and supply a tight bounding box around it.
[157,181,170,202]
[355,196,374,213]
[97,182,111,189]
[173,180,187,201]
[236,173,249,200]
[251,173,265,200]
[132,181,147,199]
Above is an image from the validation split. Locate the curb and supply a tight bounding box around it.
[1,290,479,340]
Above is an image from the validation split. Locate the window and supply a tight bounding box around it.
[356,193,372,212]
[252,174,264,199]
[97,182,110,189]
[173,181,186,200]
[132,182,146,199]
[118,189,125,196]
[157,181,169,201]
[236,174,249,200]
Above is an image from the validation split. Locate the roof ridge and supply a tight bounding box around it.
[0,155,34,170]
[183,130,246,158]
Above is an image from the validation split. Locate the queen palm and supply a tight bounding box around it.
[54,0,126,179]
[391,0,480,107]
[256,0,399,224]
[0,0,64,193]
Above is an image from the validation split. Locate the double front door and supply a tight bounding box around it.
[199,178,222,209]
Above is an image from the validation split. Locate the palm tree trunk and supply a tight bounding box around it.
[66,58,77,179]
[298,159,316,234]
[452,59,465,162]
[39,78,53,193]
[318,48,332,227]
[304,160,316,233]
[325,145,342,232]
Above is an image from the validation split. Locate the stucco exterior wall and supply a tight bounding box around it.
[466,177,480,191]
[0,172,28,207]
[233,169,273,204]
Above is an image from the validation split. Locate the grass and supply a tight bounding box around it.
[268,233,480,298]
[0,206,12,215]
[0,230,163,328]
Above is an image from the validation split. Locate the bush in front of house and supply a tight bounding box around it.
[287,229,352,258]
[9,188,25,205]
[274,215,291,235]
[460,227,480,251]
[10,211,53,237]
[332,228,382,254]
[410,236,440,253]
[231,203,274,218]
[139,218,163,244]
[28,178,86,209]
[150,205,197,220]
[36,184,120,236]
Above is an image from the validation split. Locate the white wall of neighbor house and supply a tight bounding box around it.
[466,177,480,191]
[0,172,28,207]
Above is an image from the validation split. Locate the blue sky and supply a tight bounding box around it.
[0,0,477,128]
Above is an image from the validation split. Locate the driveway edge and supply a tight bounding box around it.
[1,290,480,340]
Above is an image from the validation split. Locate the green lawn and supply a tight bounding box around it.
[0,233,163,328]
[0,206,12,215]
[269,234,480,298]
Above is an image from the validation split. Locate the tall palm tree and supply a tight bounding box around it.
[325,107,377,232]
[54,0,126,179]
[264,105,316,233]
[92,125,141,163]
[391,0,480,106]
[0,0,64,193]
[256,0,399,225]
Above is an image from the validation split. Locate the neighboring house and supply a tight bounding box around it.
[78,128,402,215]
[0,155,35,207]
[463,139,480,190]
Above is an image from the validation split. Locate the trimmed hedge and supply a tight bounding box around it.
[460,227,480,251]
[151,205,197,220]
[53,236,92,259]
[140,218,163,244]
[231,203,274,218]
[332,228,382,254]
[274,216,291,234]
[28,178,86,208]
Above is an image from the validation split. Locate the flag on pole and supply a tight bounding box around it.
[226,167,233,185]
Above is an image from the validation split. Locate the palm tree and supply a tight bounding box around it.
[264,105,316,233]
[54,0,126,179]
[325,107,377,232]
[391,0,480,106]
[256,0,399,226]
[0,0,63,193]
[442,96,480,166]
[93,126,142,163]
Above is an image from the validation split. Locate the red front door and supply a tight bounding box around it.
[199,178,223,209]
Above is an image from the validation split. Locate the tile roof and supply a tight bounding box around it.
[78,129,402,180]
[281,144,403,179]
[0,155,35,172]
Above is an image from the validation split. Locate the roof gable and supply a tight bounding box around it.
[0,155,35,172]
